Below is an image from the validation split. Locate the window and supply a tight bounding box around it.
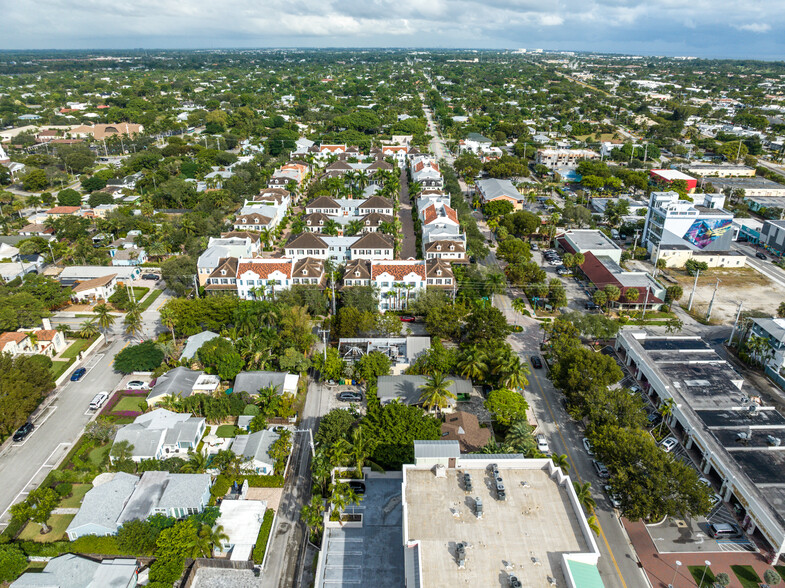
[381,281,389,287]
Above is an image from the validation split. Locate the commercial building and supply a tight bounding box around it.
[556,229,623,264]
[535,148,599,169]
[749,318,785,390]
[707,177,785,199]
[733,217,764,245]
[649,169,698,192]
[616,332,785,562]
[761,220,785,255]
[338,336,431,373]
[402,441,602,588]
[577,252,666,310]
[641,191,740,268]
[685,164,756,178]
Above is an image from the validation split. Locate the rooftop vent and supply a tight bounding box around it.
[456,542,466,568]
[475,497,483,518]
[509,574,523,588]
[433,464,447,478]
[463,473,473,493]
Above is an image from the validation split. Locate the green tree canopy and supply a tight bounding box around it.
[114,340,165,374]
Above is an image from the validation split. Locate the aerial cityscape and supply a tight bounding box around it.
[2,21,785,588]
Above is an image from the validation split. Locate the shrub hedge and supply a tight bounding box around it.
[252,509,275,564]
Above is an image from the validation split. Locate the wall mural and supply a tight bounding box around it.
[683,218,733,249]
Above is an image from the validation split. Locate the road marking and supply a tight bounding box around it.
[0,442,71,525]
[528,367,629,588]
[110,345,128,365]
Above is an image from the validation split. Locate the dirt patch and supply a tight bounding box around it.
[246,487,283,511]
[665,268,779,324]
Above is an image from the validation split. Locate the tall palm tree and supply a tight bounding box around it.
[78,318,100,340]
[457,347,488,382]
[551,454,570,474]
[657,398,676,436]
[290,218,306,234]
[419,372,456,414]
[498,356,530,390]
[485,272,507,301]
[511,298,528,315]
[345,219,363,236]
[322,219,340,236]
[124,307,143,339]
[180,450,208,473]
[93,303,115,338]
[350,426,376,476]
[587,515,601,537]
[505,420,535,454]
[573,481,596,514]
[301,495,326,539]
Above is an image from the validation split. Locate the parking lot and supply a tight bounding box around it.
[323,383,368,415]
[534,249,593,312]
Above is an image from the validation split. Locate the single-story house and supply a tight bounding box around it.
[111,409,206,462]
[440,410,492,453]
[233,371,300,396]
[66,470,211,540]
[146,367,220,405]
[214,499,268,561]
[231,429,280,475]
[376,375,471,411]
[475,178,526,210]
[180,331,221,361]
[10,554,138,588]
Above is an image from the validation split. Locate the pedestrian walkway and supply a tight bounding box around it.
[397,168,417,260]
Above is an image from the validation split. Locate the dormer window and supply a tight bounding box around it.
[437,270,442,276]
[355,271,361,277]
[436,245,442,251]
[449,245,455,251]
[302,269,307,275]
[221,270,226,276]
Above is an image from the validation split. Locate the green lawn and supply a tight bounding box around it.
[58,483,91,508]
[50,360,73,380]
[216,425,239,438]
[731,565,762,588]
[18,513,75,542]
[689,565,716,588]
[130,287,149,301]
[88,444,111,467]
[61,336,97,359]
[112,395,145,413]
[138,288,163,311]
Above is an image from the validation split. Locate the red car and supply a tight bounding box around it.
[400,315,416,322]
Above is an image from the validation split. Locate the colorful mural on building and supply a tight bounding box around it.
[683,218,733,249]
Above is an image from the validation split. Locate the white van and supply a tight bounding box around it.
[89,392,109,411]
[610,229,620,240]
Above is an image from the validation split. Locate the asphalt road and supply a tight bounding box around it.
[0,290,169,528]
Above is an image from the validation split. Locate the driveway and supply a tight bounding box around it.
[397,168,417,260]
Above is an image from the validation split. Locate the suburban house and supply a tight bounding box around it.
[376,375,471,411]
[425,259,456,289]
[56,265,141,284]
[180,331,222,361]
[357,196,394,216]
[236,258,294,300]
[233,210,275,232]
[305,196,342,217]
[231,429,281,475]
[1,320,69,357]
[65,470,211,540]
[204,257,239,296]
[112,409,207,462]
[233,371,300,396]
[197,236,259,286]
[475,178,526,210]
[424,240,467,263]
[342,259,371,287]
[214,499,268,562]
[68,123,144,140]
[10,554,138,588]
[146,367,220,405]
[71,273,118,302]
[359,212,395,233]
[245,188,292,209]
[410,156,443,189]
[291,257,327,287]
[440,410,492,453]
[109,246,147,266]
[284,233,357,264]
[370,260,429,311]
[349,232,394,261]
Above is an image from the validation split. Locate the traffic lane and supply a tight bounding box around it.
[0,336,127,523]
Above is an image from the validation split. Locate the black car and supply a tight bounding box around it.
[756,252,767,260]
[13,422,34,443]
[530,355,543,369]
[142,273,160,280]
[338,391,363,402]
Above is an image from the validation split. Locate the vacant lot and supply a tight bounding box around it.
[664,267,780,324]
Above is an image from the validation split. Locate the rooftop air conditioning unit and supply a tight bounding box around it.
[456,542,466,568]
[767,435,781,447]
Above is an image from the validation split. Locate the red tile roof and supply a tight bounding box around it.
[444,205,458,224]
[0,332,28,346]
[422,204,437,225]
[46,206,81,214]
[237,260,292,279]
[35,329,58,340]
[371,261,426,280]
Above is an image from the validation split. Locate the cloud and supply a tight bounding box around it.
[0,0,783,57]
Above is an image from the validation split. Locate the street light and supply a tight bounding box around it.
[699,560,711,588]
[669,560,682,588]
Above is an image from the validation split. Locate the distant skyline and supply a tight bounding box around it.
[1,0,783,61]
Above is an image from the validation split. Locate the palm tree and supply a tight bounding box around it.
[93,303,115,338]
[290,218,306,234]
[573,481,596,514]
[78,319,100,340]
[485,272,507,301]
[328,482,362,522]
[56,323,72,338]
[498,356,530,390]
[322,219,340,236]
[180,450,208,473]
[551,453,570,474]
[124,308,143,339]
[311,448,333,496]
[328,439,351,468]
[586,514,601,536]
[378,221,396,237]
[419,372,456,414]
[301,494,326,540]
[458,347,488,382]
[259,228,274,250]
[657,398,676,436]
[505,420,536,455]
[350,426,376,476]
[345,219,363,236]
[511,298,527,315]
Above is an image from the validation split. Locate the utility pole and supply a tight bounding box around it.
[728,301,743,346]
[318,328,330,363]
[687,269,700,311]
[705,278,720,322]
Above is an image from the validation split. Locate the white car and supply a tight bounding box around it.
[604,485,622,509]
[582,437,594,456]
[548,259,562,266]
[126,380,149,390]
[536,434,550,453]
[660,436,679,453]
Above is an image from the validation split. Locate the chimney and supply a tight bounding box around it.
[42,318,52,330]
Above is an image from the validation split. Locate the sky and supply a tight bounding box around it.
[1,0,783,60]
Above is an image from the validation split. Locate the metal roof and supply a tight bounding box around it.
[413,440,460,459]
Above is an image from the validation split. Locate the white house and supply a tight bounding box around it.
[112,409,207,462]
[371,260,429,311]
[231,429,281,475]
[236,258,294,300]
[71,273,118,301]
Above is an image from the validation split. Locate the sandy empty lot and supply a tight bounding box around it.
[663,267,780,324]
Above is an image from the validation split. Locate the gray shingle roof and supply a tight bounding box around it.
[181,331,221,361]
[147,367,203,401]
[377,375,471,406]
[232,429,280,467]
[66,472,139,537]
[10,554,137,588]
[476,178,525,202]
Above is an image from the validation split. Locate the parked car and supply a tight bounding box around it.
[536,434,550,453]
[12,422,34,443]
[126,380,149,390]
[142,273,160,280]
[756,252,767,260]
[708,522,741,539]
[338,391,363,402]
[530,355,542,369]
[89,391,109,411]
[556,267,569,276]
[592,460,610,478]
[582,437,594,456]
[660,436,679,452]
[530,243,539,251]
[70,367,87,381]
[548,259,562,266]
[584,302,599,311]
[400,315,416,322]
[604,485,622,509]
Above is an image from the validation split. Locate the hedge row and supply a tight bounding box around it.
[252,509,275,565]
